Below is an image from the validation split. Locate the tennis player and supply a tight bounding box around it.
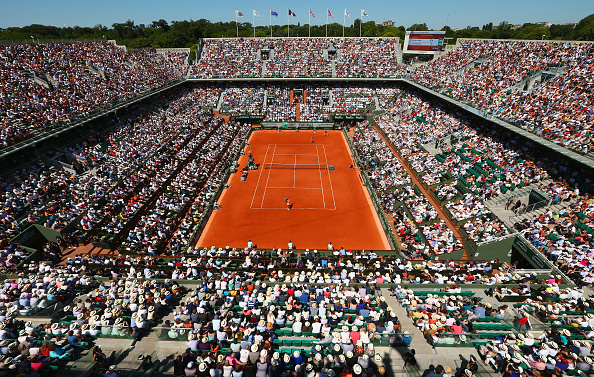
[284,196,292,210]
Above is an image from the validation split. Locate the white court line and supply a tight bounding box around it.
[250,144,271,209]
[316,144,326,209]
[251,207,337,210]
[266,187,323,190]
[293,155,296,188]
[322,144,337,210]
[274,153,319,156]
[260,144,277,208]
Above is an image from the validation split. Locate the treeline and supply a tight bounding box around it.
[1,14,593,50]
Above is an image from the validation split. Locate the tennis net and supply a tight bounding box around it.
[263,163,327,170]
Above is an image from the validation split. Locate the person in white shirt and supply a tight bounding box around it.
[293,321,303,334]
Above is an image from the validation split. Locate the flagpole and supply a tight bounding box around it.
[288,10,289,37]
[343,9,345,38]
[309,10,310,38]
[326,10,328,38]
[360,10,362,37]
[253,10,255,38]
[236,11,239,38]
[270,11,272,37]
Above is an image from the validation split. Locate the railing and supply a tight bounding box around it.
[512,268,552,275]
[152,326,413,347]
[490,185,535,206]
[516,233,574,285]
[476,231,518,246]
[508,198,552,223]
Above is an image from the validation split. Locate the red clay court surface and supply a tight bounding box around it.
[198,130,390,250]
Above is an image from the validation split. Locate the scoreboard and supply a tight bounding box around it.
[403,31,446,54]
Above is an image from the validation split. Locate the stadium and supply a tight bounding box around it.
[1,8,594,377]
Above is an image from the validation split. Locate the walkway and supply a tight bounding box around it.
[382,292,493,376]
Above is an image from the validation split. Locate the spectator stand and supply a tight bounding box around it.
[342,127,400,252]
[77,115,224,253]
[175,125,253,252]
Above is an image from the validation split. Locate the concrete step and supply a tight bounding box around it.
[383,295,435,356]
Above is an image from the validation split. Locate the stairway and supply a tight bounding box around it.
[394,43,404,65]
[216,91,225,111]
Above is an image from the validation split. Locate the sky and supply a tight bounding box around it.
[1,0,592,30]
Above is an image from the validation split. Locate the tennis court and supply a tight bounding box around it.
[197,130,390,250]
[250,143,336,210]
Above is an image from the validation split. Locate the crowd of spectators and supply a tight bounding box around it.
[220,86,266,117]
[515,193,594,286]
[265,86,296,122]
[412,39,594,153]
[0,42,187,147]
[267,39,333,78]
[300,86,331,123]
[335,39,404,78]
[325,87,374,116]
[191,39,264,78]
[190,38,405,80]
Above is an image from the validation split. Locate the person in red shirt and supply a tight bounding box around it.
[30,355,48,371]
[350,326,360,344]
[451,321,463,334]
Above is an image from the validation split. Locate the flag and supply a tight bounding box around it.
[361,9,368,17]
[271,9,278,17]
[344,9,350,17]
[327,9,334,17]
[289,9,296,17]
[310,9,315,18]
[253,9,260,18]
[236,10,243,17]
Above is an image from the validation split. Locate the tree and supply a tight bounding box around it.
[498,21,511,31]
[151,19,170,32]
[407,23,428,31]
[574,13,594,41]
[482,22,493,31]
[550,24,574,40]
